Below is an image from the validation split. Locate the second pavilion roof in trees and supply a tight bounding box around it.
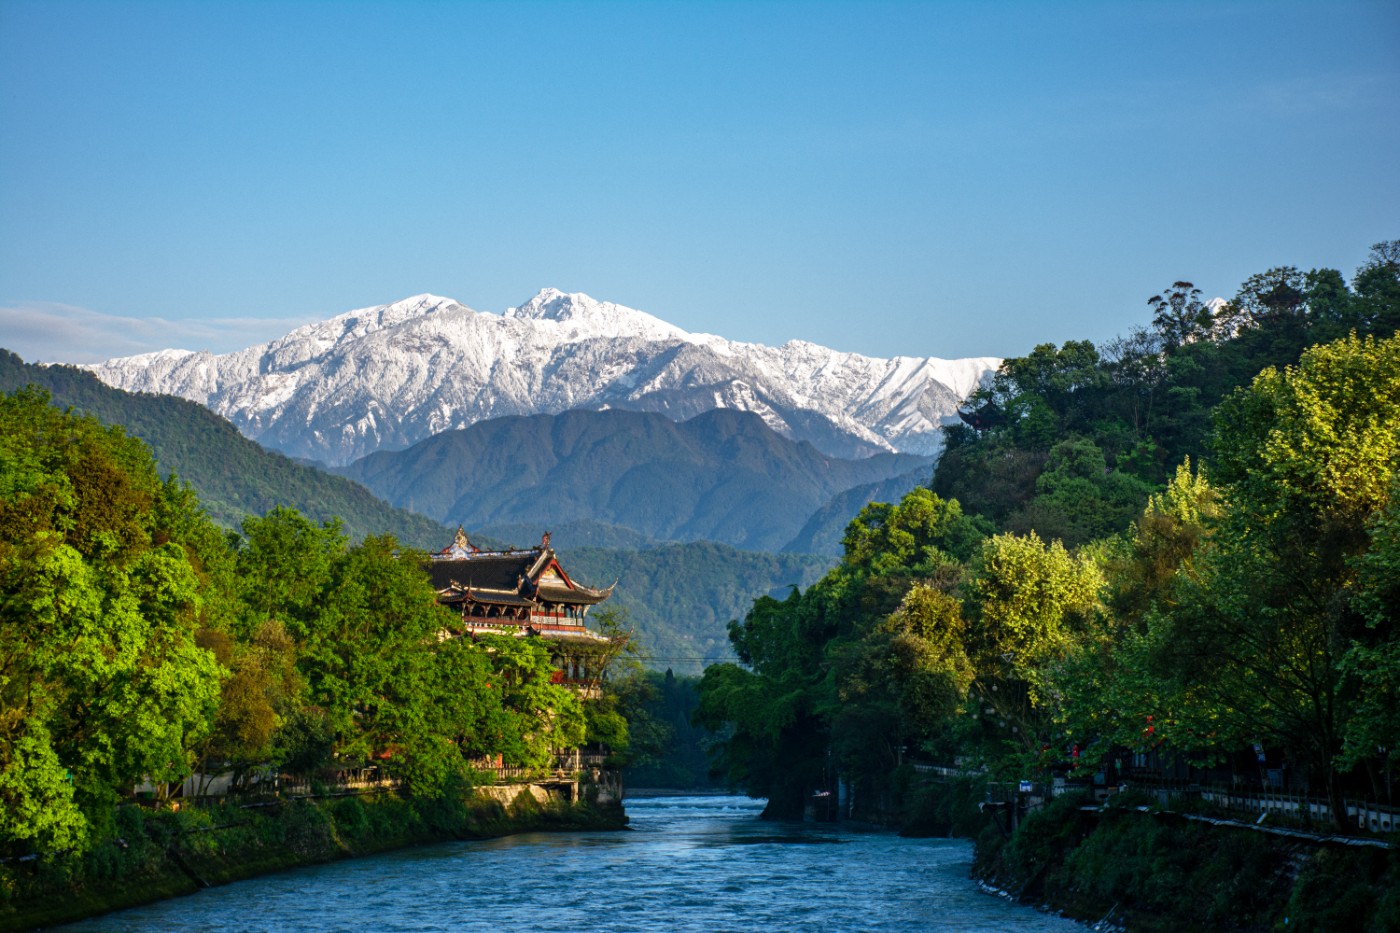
[427,529,614,642]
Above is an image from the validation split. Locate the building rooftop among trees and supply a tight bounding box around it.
[428,528,617,694]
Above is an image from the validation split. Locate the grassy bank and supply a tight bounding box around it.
[0,786,626,932]
[972,791,1400,932]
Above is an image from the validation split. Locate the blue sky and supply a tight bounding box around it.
[2,0,1397,364]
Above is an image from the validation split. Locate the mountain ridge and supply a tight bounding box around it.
[336,406,934,554]
[84,289,1000,466]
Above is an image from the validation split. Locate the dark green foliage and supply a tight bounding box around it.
[1004,437,1153,545]
[1059,812,1285,927]
[0,351,450,547]
[898,774,988,838]
[560,542,833,673]
[998,791,1095,889]
[979,801,1400,933]
[1286,846,1400,932]
[935,243,1400,545]
[620,669,720,789]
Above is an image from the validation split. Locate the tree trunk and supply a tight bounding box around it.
[1325,768,1351,833]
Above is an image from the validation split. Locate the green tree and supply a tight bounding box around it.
[1339,479,1400,780]
[1054,462,1221,765]
[699,488,989,817]
[829,583,974,795]
[962,530,1103,769]
[1148,281,1212,348]
[1347,240,1400,334]
[1006,437,1154,547]
[697,587,834,818]
[235,506,345,640]
[194,619,303,791]
[1145,333,1400,825]
[0,390,224,853]
[471,634,586,770]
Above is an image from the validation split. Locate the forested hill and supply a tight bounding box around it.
[0,350,450,547]
[696,240,1400,836]
[337,407,933,554]
[560,542,833,673]
[935,249,1400,546]
[0,351,836,671]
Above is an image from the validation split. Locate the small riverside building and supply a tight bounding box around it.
[427,528,617,697]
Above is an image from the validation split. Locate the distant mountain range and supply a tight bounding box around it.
[84,289,1000,466]
[14,286,994,660]
[336,407,934,553]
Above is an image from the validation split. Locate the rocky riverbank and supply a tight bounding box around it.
[0,785,626,932]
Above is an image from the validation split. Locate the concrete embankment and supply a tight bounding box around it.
[0,783,627,932]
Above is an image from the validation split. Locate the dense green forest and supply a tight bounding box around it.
[0,352,452,548]
[697,242,1400,826]
[0,389,596,858]
[613,669,715,790]
[560,542,832,673]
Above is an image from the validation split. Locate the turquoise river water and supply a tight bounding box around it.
[57,795,1087,932]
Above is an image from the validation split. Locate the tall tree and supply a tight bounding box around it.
[1146,333,1400,825]
[0,390,224,852]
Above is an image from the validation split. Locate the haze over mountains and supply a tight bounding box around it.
[85,289,1000,466]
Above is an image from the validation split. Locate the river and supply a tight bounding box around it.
[58,795,1086,932]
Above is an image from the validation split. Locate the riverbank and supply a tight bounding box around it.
[0,785,627,932]
[969,790,1400,932]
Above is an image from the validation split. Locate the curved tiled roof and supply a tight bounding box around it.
[426,540,613,608]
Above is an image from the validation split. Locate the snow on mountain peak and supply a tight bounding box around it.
[505,288,688,342]
[84,288,1002,466]
[507,287,576,319]
[386,293,461,315]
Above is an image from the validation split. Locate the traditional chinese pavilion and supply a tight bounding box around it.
[427,529,616,694]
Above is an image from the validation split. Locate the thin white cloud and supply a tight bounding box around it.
[0,302,318,365]
[1251,73,1393,116]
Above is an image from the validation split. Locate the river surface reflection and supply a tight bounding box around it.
[58,795,1085,932]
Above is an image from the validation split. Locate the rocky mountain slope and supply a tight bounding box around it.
[85,289,1000,466]
[337,407,933,553]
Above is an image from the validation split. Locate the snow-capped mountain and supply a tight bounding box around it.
[85,289,1001,466]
